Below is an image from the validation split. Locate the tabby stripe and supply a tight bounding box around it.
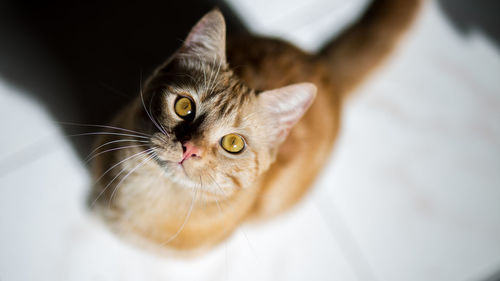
[227,174,242,189]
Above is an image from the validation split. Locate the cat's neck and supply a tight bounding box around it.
[102,165,260,251]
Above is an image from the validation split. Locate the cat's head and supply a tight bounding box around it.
[136,10,316,194]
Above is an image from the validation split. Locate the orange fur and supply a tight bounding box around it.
[90,0,423,253]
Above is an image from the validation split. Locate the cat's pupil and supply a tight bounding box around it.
[174,97,194,119]
[221,134,245,153]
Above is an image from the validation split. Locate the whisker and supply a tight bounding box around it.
[240,229,259,260]
[211,56,222,92]
[209,57,223,94]
[202,171,227,214]
[213,190,223,214]
[155,133,169,144]
[93,148,155,186]
[206,55,217,92]
[68,132,150,140]
[90,149,155,207]
[161,184,199,246]
[148,90,170,137]
[86,139,149,161]
[86,144,151,163]
[174,72,198,85]
[195,53,208,90]
[57,121,152,137]
[200,175,212,211]
[140,73,170,137]
[206,172,227,199]
[108,152,157,209]
[225,242,229,281]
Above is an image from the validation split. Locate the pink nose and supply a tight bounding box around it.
[180,141,201,163]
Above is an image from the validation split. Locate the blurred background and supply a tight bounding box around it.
[0,0,499,280]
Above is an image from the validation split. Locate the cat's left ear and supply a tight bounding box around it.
[258,83,317,145]
[180,9,226,62]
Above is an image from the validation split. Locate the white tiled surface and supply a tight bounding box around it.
[1,1,500,281]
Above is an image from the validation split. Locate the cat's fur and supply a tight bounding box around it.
[90,0,422,253]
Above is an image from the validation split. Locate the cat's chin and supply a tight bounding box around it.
[155,160,194,184]
[155,159,223,194]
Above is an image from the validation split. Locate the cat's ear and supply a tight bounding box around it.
[258,83,317,144]
[179,9,226,62]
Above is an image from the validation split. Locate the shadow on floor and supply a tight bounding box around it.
[1,0,499,163]
[437,0,500,46]
[0,0,246,160]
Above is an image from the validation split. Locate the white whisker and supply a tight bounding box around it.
[108,152,157,209]
[148,90,170,137]
[90,149,155,207]
[161,184,198,246]
[206,172,227,198]
[69,132,150,140]
[206,55,218,92]
[240,229,259,260]
[86,144,151,163]
[92,148,155,189]
[209,57,223,94]
[58,121,152,137]
[214,192,223,213]
[87,139,150,161]
[196,53,208,91]
[91,149,155,207]
[139,74,170,137]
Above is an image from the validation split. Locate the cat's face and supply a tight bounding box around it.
[134,10,316,195]
[142,61,266,194]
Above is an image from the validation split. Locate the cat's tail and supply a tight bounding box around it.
[317,0,424,98]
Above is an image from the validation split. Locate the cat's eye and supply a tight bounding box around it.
[174,96,194,119]
[220,134,245,154]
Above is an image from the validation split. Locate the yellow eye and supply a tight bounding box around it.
[221,134,245,153]
[174,97,194,118]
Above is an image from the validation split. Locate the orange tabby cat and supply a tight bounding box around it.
[90,0,422,253]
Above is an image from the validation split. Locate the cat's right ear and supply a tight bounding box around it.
[179,9,227,62]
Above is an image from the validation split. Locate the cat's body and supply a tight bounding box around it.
[91,0,422,253]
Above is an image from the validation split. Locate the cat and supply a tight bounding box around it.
[90,0,422,254]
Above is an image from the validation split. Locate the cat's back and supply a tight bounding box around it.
[227,35,341,218]
[227,35,330,91]
[225,0,422,217]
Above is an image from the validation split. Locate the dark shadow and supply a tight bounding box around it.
[482,268,500,281]
[0,0,247,160]
[437,0,500,46]
[5,0,499,162]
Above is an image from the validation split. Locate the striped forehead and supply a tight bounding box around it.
[159,56,255,121]
[200,80,251,119]
[176,67,251,117]
[162,63,252,141]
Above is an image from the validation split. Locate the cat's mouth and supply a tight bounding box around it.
[154,157,198,183]
[150,142,224,193]
[151,147,235,196]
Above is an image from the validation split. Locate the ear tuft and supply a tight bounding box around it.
[180,9,226,62]
[258,83,317,144]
